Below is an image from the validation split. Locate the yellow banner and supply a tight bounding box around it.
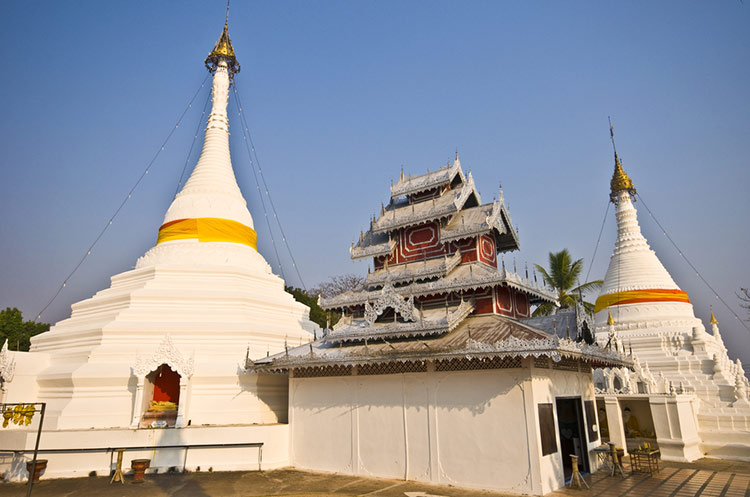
[594,289,690,313]
[157,217,257,250]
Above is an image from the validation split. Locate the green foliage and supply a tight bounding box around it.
[532,249,602,317]
[0,307,49,351]
[284,287,340,331]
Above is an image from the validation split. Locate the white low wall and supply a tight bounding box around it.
[0,423,288,481]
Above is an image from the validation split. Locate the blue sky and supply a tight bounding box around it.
[1,1,748,362]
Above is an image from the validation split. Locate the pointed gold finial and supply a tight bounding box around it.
[607,311,616,326]
[205,6,240,76]
[608,118,636,203]
[710,306,718,325]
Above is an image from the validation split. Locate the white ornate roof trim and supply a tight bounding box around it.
[371,182,479,234]
[252,333,630,372]
[133,334,195,379]
[363,283,418,324]
[327,299,475,343]
[453,171,478,208]
[350,237,396,260]
[366,252,461,286]
[500,206,521,250]
[0,340,15,383]
[440,201,499,242]
[593,358,658,395]
[320,264,558,309]
[390,161,464,198]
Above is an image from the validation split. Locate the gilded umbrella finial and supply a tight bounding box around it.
[205,12,240,76]
[608,118,636,203]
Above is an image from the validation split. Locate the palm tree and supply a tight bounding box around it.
[532,249,602,317]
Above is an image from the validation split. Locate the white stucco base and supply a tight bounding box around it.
[0,424,288,481]
[288,360,602,496]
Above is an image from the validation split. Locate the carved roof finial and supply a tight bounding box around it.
[608,118,636,203]
[454,148,461,167]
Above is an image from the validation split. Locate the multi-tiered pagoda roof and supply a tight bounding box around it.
[323,156,556,340]
[253,157,629,373]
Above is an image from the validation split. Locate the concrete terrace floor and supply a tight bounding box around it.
[2,458,749,497]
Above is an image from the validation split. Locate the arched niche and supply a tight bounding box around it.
[131,335,194,429]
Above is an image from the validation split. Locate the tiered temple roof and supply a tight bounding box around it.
[253,156,629,373]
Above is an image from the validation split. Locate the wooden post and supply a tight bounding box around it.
[110,449,125,484]
[568,455,589,489]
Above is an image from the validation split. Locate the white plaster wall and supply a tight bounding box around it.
[0,351,48,404]
[290,376,353,473]
[434,370,532,491]
[290,367,549,495]
[530,368,601,495]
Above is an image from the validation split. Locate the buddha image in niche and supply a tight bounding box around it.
[598,407,609,437]
[622,407,641,437]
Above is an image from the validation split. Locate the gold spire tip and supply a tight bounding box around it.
[710,311,718,325]
[608,121,636,203]
[205,13,240,75]
[607,311,616,326]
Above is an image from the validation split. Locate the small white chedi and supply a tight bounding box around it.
[0,21,317,479]
[592,146,750,462]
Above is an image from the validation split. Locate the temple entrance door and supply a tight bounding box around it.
[555,397,589,480]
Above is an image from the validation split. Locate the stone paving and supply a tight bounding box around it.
[1,458,749,496]
[550,459,750,497]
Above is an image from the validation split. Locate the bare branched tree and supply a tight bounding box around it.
[739,288,750,321]
[308,274,366,299]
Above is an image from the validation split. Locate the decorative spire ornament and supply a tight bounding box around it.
[205,3,240,76]
[608,118,636,204]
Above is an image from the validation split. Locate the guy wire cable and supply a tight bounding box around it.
[35,75,210,321]
[229,88,286,281]
[174,89,212,198]
[232,85,307,290]
[637,193,750,333]
[584,201,611,285]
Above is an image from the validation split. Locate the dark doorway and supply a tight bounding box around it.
[151,364,181,404]
[555,397,589,480]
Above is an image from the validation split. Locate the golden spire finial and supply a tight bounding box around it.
[205,1,240,76]
[608,118,636,203]
[710,305,718,325]
[607,311,616,326]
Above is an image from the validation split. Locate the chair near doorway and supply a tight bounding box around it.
[568,455,589,489]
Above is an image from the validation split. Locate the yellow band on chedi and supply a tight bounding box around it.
[594,288,690,314]
[157,217,257,250]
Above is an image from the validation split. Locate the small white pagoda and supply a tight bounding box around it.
[0,22,317,479]
[592,146,750,462]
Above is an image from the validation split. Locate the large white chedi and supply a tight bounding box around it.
[1,23,316,477]
[593,151,750,461]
